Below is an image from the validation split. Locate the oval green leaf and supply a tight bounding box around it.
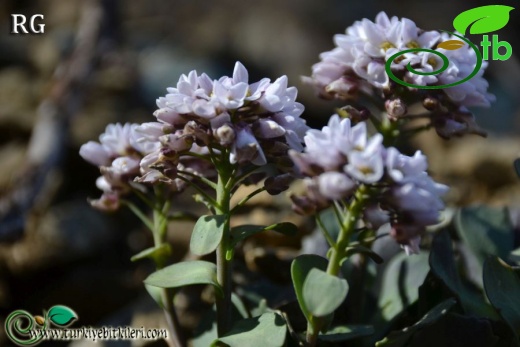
[48,306,77,327]
[483,257,520,335]
[291,255,329,319]
[190,215,226,256]
[429,230,496,318]
[144,260,222,296]
[303,268,349,317]
[453,5,515,35]
[455,206,514,265]
[378,252,430,321]
[212,312,286,347]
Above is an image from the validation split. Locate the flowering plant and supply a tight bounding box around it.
[80,12,520,347]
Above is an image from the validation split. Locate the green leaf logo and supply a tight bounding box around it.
[453,5,514,35]
[47,305,78,327]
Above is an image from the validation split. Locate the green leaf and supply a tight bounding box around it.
[455,206,514,265]
[375,299,456,347]
[318,325,374,342]
[230,222,298,247]
[483,257,520,335]
[212,312,286,347]
[429,230,496,318]
[453,5,515,35]
[345,245,383,264]
[190,215,226,256]
[291,255,329,319]
[264,222,298,235]
[131,244,172,263]
[47,306,77,327]
[144,260,222,296]
[231,294,249,319]
[303,268,348,317]
[144,284,165,308]
[378,252,430,321]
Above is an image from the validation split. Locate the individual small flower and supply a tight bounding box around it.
[317,172,355,200]
[79,141,111,167]
[230,125,267,166]
[344,134,384,183]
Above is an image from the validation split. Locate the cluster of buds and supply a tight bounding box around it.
[303,12,495,138]
[290,115,448,254]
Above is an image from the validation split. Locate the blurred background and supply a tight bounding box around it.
[0,0,518,346]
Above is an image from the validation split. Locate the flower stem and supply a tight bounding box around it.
[152,201,185,347]
[215,164,234,337]
[306,186,369,346]
[327,186,368,276]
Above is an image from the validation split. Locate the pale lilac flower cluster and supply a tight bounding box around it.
[290,115,448,254]
[303,12,495,138]
[80,123,152,211]
[80,62,308,209]
[136,62,308,188]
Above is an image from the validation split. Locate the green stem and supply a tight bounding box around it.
[215,164,234,337]
[121,200,154,232]
[380,117,401,147]
[177,169,217,190]
[176,175,218,208]
[306,186,369,346]
[152,201,185,347]
[230,186,266,214]
[327,187,368,276]
[316,214,335,248]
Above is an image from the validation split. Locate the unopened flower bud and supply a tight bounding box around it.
[89,192,120,212]
[422,96,439,111]
[264,173,294,195]
[215,124,236,146]
[160,133,193,152]
[337,105,370,123]
[325,77,358,100]
[385,98,407,120]
[183,121,209,145]
[290,194,317,215]
[253,119,286,139]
